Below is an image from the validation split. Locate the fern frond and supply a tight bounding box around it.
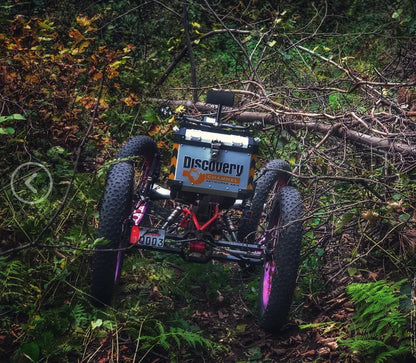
[375,345,410,363]
[343,279,411,361]
[71,304,89,328]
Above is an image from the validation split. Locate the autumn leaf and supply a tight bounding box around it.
[99,98,109,109]
[123,93,139,107]
[38,19,55,31]
[157,140,169,149]
[98,45,108,53]
[76,14,100,29]
[68,28,83,43]
[106,67,119,79]
[78,40,90,53]
[361,210,380,222]
[123,44,135,53]
[148,124,161,136]
[25,75,39,83]
[174,105,186,115]
[161,124,173,135]
[92,71,103,81]
[109,60,123,70]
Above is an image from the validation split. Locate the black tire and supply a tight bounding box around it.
[91,135,159,306]
[237,159,292,244]
[258,186,302,333]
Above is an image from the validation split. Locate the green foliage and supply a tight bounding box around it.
[0,114,25,135]
[340,279,411,362]
[243,276,260,307]
[180,260,233,298]
[0,258,28,303]
[140,321,216,352]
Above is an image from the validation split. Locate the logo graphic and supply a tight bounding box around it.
[10,162,53,204]
[183,156,244,177]
[183,168,240,185]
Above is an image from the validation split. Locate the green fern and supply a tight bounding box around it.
[71,303,89,328]
[340,279,411,362]
[0,258,27,303]
[140,320,216,352]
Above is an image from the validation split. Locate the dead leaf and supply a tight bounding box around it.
[148,124,161,136]
[123,93,139,107]
[327,341,338,350]
[301,350,316,357]
[317,347,330,356]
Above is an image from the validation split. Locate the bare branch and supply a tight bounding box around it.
[149,97,416,156]
[295,45,406,114]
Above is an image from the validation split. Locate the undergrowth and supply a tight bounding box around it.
[341,279,412,362]
[0,251,223,361]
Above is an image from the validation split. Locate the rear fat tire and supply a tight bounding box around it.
[258,186,302,333]
[237,159,291,244]
[91,136,159,306]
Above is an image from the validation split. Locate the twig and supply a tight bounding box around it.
[182,1,198,102]
[203,0,260,83]
[155,29,250,87]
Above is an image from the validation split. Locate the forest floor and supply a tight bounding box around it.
[88,240,365,363]
[177,234,372,362]
[183,263,356,362]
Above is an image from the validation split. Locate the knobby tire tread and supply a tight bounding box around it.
[237,159,291,243]
[259,186,302,333]
[91,135,159,306]
[238,159,301,333]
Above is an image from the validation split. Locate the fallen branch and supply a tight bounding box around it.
[149,98,416,156]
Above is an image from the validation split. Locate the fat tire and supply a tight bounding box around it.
[258,186,302,333]
[91,135,159,306]
[237,159,291,243]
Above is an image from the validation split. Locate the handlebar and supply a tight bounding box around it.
[169,90,264,134]
[178,115,263,132]
[178,115,253,136]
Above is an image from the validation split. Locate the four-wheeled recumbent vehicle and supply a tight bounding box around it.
[91,90,303,333]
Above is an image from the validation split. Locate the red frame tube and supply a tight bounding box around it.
[191,204,219,231]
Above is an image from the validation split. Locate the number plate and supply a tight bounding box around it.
[138,228,165,248]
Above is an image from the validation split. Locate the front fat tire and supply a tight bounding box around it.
[258,186,302,333]
[91,162,134,306]
[91,135,159,307]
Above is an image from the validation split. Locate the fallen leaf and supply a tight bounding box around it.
[317,347,330,356]
[327,341,338,350]
[148,124,161,136]
[301,350,316,357]
[272,348,286,355]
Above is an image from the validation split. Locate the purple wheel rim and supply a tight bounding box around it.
[262,184,282,309]
[114,250,122,283]
[262,261,275,307]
